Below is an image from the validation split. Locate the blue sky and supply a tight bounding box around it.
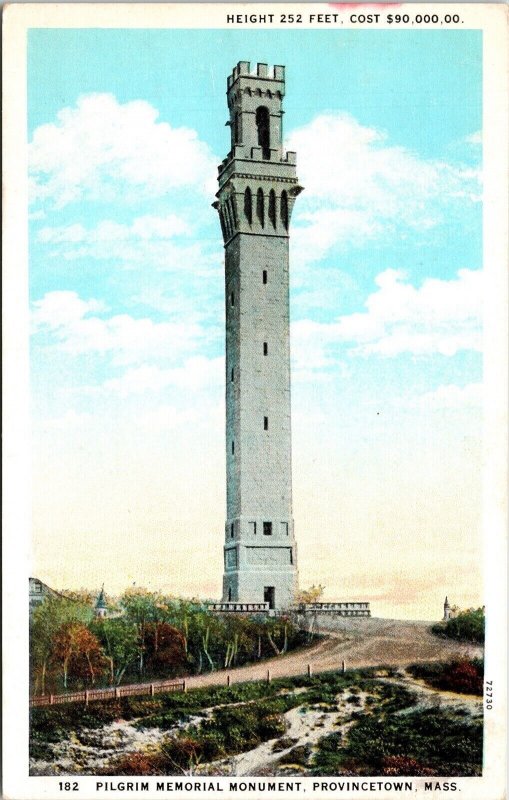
[28,28,483,617]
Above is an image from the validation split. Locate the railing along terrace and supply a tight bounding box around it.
[297,602,371,616]
[208,602,270,613]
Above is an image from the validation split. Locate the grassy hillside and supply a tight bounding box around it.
[30,661,483,777]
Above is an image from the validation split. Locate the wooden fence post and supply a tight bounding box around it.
[342,660,345,675]
[183,679,187,693]
[85,690,89,706]
[266,669,271,684]
[307,663,312,678]
[115,687,119,699]
[150,684,154,697]
[227,674,231,687]
[49,694,54,705]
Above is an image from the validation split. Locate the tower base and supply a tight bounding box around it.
[223,569,297,611]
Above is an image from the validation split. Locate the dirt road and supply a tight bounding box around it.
[31,617,483,708]
[182,616,482,691]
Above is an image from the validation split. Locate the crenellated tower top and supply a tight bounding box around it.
[225,62,286,162]
[214,61,303,245]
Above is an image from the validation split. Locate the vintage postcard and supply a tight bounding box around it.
[3,3,508,800]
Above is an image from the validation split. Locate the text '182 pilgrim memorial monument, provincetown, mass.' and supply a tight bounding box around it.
[213,62,302,611]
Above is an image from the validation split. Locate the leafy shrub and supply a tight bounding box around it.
[312,704,482,777]
[149,696,292,772]
[347,694,361,705]
[344,708,482,774]
[408,659,483,696]
[279,744,312,766]
[432,608,485,644]
[161,734,209,771]
[258,713,287,738]
[133,710,190,730]
[107,751,166,775]
[30,702,122,741]
[272,736,298,752]
[371,683,417,713]
[381,755,437,776]
[312,732,345,775]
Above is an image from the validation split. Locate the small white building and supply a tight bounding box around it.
[94,585,108,618]
[29,577,60,613]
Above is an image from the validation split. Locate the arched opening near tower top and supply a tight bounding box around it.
[255,106,270,159]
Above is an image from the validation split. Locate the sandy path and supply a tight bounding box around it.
[177,618,482,692]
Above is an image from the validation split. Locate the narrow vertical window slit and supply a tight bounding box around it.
[244,187,252,224]
[256,188,264,227]
[268,189,276,229]
[281,190,289,230]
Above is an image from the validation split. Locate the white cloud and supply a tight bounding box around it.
[38,214,191,245]
[32,290,205,365]
[36,213,221,273]
[31,291,106,328]
[96,356,224,397]
[292,268,482,363]
[29,93,218,208]
[401,382,483,410]
[286,113,481,261]
[465,131,482,146]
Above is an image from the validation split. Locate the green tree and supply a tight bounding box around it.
[120,588,162,676]
[432,607,485,644]
[92,618,139,685]
[296,584,325,604]
[52,621,105,688]
[30,595,92,695]
[145,622,187,675]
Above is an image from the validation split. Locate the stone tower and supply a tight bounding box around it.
[214,62,302,610]
[443,596,451,621]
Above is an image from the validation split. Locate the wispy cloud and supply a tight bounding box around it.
[292,268,482,364]
[85,356,224,397]
[32,290,206,365]
[38,214,191,244]
[287,113,481,263]
[29,93,218,208]
[41,234,217,274]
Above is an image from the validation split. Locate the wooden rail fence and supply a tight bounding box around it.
[30,660,348,709]
[30,679,186,708]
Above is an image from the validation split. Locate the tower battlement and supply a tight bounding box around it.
[216,59,302,241]
[227,61,285,89]
[225,60,287,163]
